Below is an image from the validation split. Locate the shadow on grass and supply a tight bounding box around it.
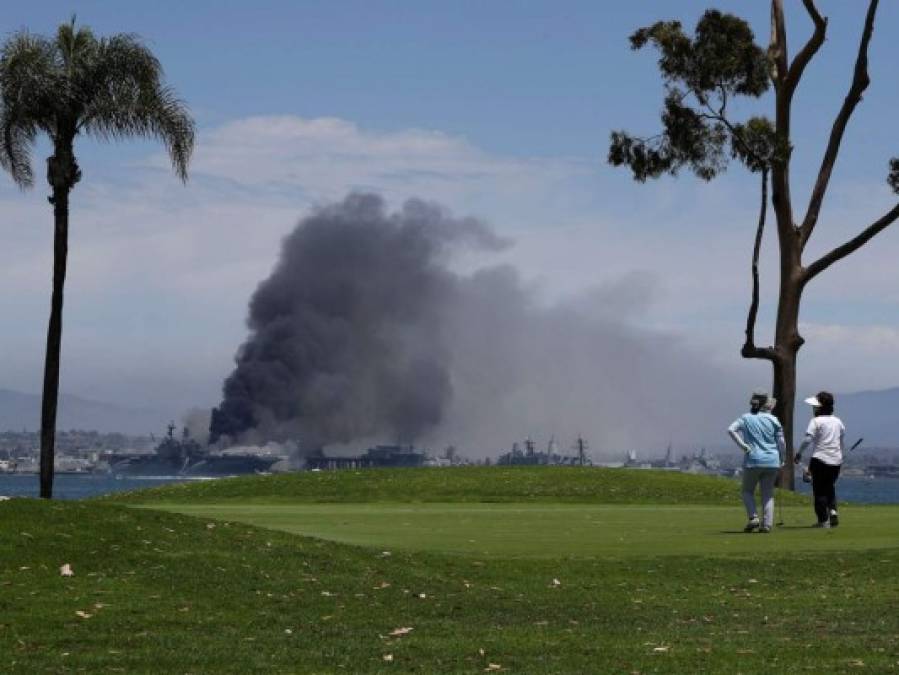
[716,523,821,534]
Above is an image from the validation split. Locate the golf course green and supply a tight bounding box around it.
[2,467,898,673]
[144,502,899,559]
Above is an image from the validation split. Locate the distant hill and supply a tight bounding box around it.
[0,389,166,435]
[836,387,899,447]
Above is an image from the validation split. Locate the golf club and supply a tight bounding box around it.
[777,484,785,526]
[776,463,789,526]
[848,437,864,452]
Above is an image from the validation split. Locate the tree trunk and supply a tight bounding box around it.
[771,247,804,491]
[772,344,798,489]
[39,142,77,499]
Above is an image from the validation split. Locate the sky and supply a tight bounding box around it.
[2,2,899,450]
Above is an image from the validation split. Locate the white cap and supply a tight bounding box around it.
[804,396,821,406]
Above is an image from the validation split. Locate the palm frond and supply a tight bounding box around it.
[0,31,58,186]
[0,108,38,187]
[80,34,195,181]
[56,18,96,73]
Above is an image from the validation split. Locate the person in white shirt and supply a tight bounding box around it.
[794,391,845,528]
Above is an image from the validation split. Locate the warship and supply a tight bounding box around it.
[107,423,283,477]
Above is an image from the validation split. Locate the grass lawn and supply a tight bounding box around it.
[143,502,899,559]
[2,467,898,673]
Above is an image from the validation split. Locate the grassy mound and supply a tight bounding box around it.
[104,465,808,506]
[2,497,898,673]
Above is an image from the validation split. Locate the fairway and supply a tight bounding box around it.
[144,501,899,558]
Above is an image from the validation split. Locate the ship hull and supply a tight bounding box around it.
[111,455,280,478]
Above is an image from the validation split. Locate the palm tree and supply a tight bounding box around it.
[0,19,195,498]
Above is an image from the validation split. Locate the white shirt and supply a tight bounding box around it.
[805,415,845,466]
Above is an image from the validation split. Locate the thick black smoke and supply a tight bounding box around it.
[210,193,506,447]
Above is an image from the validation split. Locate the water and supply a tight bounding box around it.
[1,471,898,503]
[0,473,195,499]
[795,475,899,505]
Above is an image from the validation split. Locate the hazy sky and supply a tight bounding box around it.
[3,2,899,440]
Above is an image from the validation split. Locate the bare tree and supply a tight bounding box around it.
[609,2,899,488]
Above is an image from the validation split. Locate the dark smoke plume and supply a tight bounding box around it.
[213,191,749,459]
[210,193,507,447]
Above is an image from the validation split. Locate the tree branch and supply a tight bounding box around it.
[768,0,796,240]
[800,0,878,248]
[769,1,789,90]
[785,0,827,97]
[742,169,778,363]
[803,201,899,284]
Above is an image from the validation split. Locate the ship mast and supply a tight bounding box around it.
[574,435,588,466]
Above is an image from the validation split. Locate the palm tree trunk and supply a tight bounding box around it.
[39,146,75,499]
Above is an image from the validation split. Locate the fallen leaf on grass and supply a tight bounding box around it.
[387,627,413,637]
[847,660,865,668]
[75,611,92,619]
[383,654,394,662]
[485,664,503,671]
[59,564,74,577]
[652,646,670,653]
[551,578,561,587]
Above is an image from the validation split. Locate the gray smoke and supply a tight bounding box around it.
[210,192,508,448]
[181,407,211,445]
[212,192,747,458]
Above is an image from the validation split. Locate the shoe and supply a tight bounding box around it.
[744,517,760,532]
[813,521,830,529]
[759,526,771,533]
[829,510,839,527]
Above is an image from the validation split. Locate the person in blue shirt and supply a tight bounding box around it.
[727,390,786,533]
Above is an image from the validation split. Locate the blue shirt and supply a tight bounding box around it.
[730,412,783,468]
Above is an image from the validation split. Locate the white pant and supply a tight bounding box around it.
[742,467,778,528]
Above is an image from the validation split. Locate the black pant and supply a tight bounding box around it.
[809,457,841,523]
